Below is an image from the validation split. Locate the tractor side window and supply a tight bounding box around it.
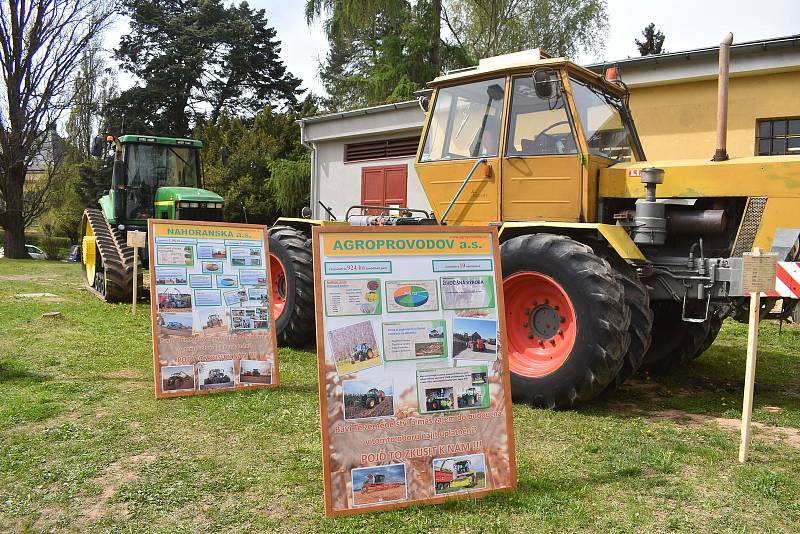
[420,78,506,162]
[506,76,577,156]
[570,77,634,162]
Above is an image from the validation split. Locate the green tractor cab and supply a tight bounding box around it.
[81,134,224,301]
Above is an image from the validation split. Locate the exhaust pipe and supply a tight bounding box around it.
[712,32,734,161]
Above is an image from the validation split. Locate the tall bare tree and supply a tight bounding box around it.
[0,0,114,258]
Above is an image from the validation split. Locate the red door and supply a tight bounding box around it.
[360,165,408,215]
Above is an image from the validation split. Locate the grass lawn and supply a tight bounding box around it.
[1,259,799,533]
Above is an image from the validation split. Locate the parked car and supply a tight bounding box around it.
[66,244,81,262]
[0,244,48,260]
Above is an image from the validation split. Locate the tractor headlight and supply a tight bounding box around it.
[189,202,199,208]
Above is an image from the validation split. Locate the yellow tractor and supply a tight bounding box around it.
[267,44,800,408]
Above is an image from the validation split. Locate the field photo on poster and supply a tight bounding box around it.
[239,359,272,384]
[351,464,408,506]
[230,247,262,266]
[343,378,394,420]
[156,312,194,338]
[452,317,498,360]
[245,287,269,305]
[197,242,227,259]
[383,320,447,362]
[327,320,383,375]
[197,360,236,390]
[154,267,187,285]
[198,308,227,334]
[160,364,195,392]
[417,365,490,413]
[433,453,487,495]
[157,288,193,312]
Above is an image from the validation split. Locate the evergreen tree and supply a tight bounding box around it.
[636,22,666,56]
[109,0,302,136]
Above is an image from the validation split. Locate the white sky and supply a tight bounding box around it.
[106,0,800,99]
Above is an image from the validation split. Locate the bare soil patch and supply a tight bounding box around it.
[83,453,157,520]
[352,484,407,505]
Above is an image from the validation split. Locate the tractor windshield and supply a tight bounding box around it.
[124,143,201,220]
[569,77,637,162]
[420,78,506,161]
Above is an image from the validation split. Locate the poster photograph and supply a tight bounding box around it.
[313,226,516,516]
[149,220,279,399]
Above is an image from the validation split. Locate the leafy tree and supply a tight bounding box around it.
[636,22,665,56]
[443,0,609,62]
[0,0,114,258]
[197,97,318,224]
[307,0,466,109]
[109,0,302,136]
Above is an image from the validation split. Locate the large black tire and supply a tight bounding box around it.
[689,310,724,361]
[501,234,631,409]
[80,209,136,302]
[268,225,316,347]
[601,257,653,391]
[640,301,710,371]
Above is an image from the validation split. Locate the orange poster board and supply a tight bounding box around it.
[313,225,516,516]
[148,219,279,398]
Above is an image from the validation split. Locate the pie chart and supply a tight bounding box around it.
[393,285,429,307]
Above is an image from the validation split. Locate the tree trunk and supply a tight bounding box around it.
[2,164,29,259]
[430,0,442,74]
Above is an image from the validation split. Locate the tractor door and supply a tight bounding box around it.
[417,77,505,224]
[501,73,583,222]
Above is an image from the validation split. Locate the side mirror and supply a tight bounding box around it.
[90,135,104,157]
[533,69,561,100]
[220,146,230,167]
[418,96,429,112]
[301,206,312,219]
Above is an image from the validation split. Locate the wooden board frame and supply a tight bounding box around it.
[312,225,517,517]
[148,219,280,399]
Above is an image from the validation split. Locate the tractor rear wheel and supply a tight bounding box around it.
[268,225,315,347]
[501,234,631,409]
[80,209,136,302]
[640,302,710,371]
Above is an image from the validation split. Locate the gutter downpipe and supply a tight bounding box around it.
[298,120,319,219]
[712,32,734,161]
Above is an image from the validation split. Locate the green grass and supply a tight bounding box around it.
[1,259,799,533]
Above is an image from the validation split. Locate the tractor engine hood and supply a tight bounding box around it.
[155,187,223,203]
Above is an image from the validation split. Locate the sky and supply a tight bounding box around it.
[105,0,800,99]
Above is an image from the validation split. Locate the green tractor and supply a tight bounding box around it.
[80,135,224,301]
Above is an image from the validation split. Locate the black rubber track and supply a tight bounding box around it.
[268,225,316,347]
[501,234,631,409]
[601,256,653,391]
[639,301,710,371]
[81,209,135,302]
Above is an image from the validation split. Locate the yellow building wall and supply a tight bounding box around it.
[628,70,800,161]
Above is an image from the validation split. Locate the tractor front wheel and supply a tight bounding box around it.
[268,226,315,346]
[501,234,630,408]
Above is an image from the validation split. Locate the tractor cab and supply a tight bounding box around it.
[453,460,471,474]
[93,135,224,228]
[415,50,645,225]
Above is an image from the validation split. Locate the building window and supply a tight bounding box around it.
[756,118,800,156]
[344,137,419,163]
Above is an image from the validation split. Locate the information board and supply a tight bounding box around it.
[148,220,279,398]
[313,226,516,516]
[741,251,778,293]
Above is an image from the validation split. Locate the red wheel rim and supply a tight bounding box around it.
[504,272,577,377]
[269,253,287,320]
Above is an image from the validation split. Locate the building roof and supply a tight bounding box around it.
[299,35,800,128]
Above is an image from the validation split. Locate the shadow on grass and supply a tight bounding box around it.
[0,360,48,384]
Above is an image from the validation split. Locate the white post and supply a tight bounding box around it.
[132,246,139,315]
